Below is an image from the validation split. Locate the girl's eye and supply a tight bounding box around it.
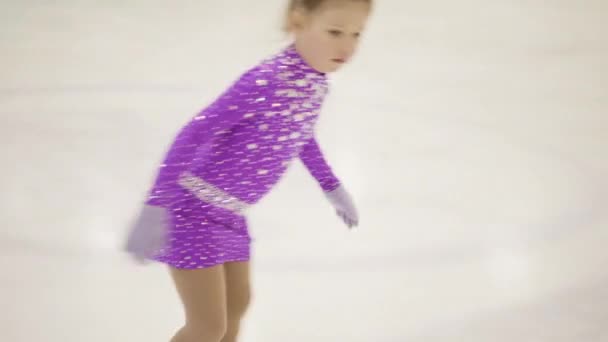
[328,29,342,37]
[353,32,361,38]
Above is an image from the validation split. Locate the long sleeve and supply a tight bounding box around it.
[145,115,242,207]
[144,43,332,208]
[299,135,341,192]
[145,70,269,206]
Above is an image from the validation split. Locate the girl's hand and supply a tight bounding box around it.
[325,185,359,229]
[124,204,169,263]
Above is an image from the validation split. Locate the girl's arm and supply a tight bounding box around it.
[146,70,271,206]
[299,134,359,228]
[298,135,341,192]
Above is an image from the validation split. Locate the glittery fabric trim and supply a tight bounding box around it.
[177,171,249,215]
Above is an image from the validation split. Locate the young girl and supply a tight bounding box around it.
[125,1,372,341]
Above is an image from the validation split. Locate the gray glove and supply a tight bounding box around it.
[325,185,359,229]
[124,204,169,263]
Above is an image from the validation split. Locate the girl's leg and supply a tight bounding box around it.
[221,261,252,342]
[169,265,228,342]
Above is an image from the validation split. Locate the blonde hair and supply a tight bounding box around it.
[283,0,372,32]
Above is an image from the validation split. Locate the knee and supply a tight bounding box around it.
[228,289,252,319]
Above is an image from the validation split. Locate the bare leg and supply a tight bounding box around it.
[221,261,252,342]
[169,265,228,342]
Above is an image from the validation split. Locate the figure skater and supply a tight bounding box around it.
[125,1,372,341]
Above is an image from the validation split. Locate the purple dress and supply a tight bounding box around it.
[146,44,340,269]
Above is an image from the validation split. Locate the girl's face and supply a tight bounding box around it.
[292,1,371,73]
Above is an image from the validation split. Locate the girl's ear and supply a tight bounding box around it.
[287,7,310,32]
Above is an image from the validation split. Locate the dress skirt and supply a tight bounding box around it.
[151,184,252,270]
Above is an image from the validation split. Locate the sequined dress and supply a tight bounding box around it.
[146,44,341,269]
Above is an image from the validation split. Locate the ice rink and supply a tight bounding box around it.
[1,1,607,341]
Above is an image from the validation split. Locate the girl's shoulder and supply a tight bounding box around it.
[241,44,327,86]
[218,44,328,102]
